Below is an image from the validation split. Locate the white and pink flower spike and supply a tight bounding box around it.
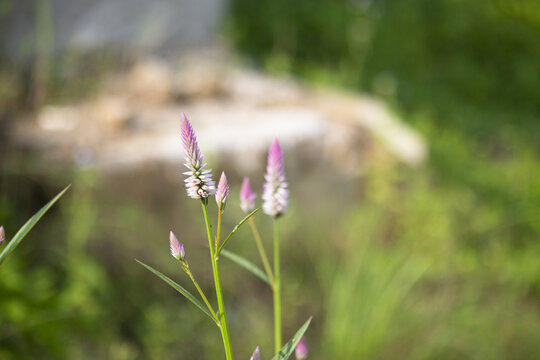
[262,138,289,217]
[295,336,308,359]
[169,231,185,261]
[240,177,257,213]
[250,346,261,360]
[180,113,215,200]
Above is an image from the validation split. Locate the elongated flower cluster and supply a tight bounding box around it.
[250,346,261,360]
[240,177,257,213]
[169,231,185,261]
[216,172,230,210]
[0,225,5,244]
[180,113,215,199]
[295,336,308,359]
[262,138,289,217]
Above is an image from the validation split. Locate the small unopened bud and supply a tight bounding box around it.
[169,231,185,261]
[295,336,308,359]
[215,171,230,210]
[250,346,261,360]
[240,177,257,213]
[0,226,5,244]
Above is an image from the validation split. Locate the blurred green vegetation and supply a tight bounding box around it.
[2,0,540,359]
[227,0,540,359]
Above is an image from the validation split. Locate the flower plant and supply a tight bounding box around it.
[137,114,310,359]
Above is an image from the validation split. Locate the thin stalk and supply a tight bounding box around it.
[248,218,274,286]
[273,218,282,352]
[183,264,219,322]
[216,208,223,250]
[201,200,234,360]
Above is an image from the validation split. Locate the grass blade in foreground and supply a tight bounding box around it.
[271,317,312,360]
[0,185,71,266]
[217,208,260,255]
[220,249,271,285]
[136,260,218,324]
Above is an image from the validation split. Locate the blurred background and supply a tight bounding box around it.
[1,0,540,359]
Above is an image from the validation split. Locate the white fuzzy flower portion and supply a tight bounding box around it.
[183,168,215,199]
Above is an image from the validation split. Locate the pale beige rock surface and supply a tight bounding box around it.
[14,54,426,174]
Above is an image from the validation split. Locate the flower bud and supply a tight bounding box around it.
[240,177,257,213]
[215,171,230,210]
[295,336,308,359]
[250,346,260,360]
[169,231,185,261]
[0,226,5,244]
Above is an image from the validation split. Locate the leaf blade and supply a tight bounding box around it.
[220,249,271,285]
[217,208,260,255]
[136,260,217,324]
[272,317,312,360]
[0,185,71,265]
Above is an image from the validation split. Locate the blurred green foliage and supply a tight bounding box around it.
[2,0,540,359]
[228,0,540,359]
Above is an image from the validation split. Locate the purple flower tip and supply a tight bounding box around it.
[180,113,215,200]
[262,138,289,217]
[169,231,185,260]
[215,171,230,209]
[240,177,257,213]
[295,336,308,359]
[250,346,261,360]
[0,226,5,244]
[268,138,283,168]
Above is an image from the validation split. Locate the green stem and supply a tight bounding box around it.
[201,200,234,360]
[249,218,274,286]
[184,264,219,322]
[273,218,282,352]
[216,208,222,250]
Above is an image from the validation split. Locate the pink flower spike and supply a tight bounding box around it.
[169,231,185,261]
[215,171,230,210]
[0,226,5,244]
[240,177,257,213]
[295,336,308,359]
[262,138,289,217]
[180,113,215,200]
[250,346,261,360]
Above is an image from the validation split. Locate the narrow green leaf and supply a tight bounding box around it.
[220,249,271,285]
[0,185,71,266]
[136,260,217,324]
[217,208,260,255]
[272,317,312,360]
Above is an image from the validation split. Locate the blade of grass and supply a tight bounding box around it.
[220,249,271,285]
[217,208,260,255]
[0,185,71,265]
[271,317,312,360]
[136,260,218,324]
